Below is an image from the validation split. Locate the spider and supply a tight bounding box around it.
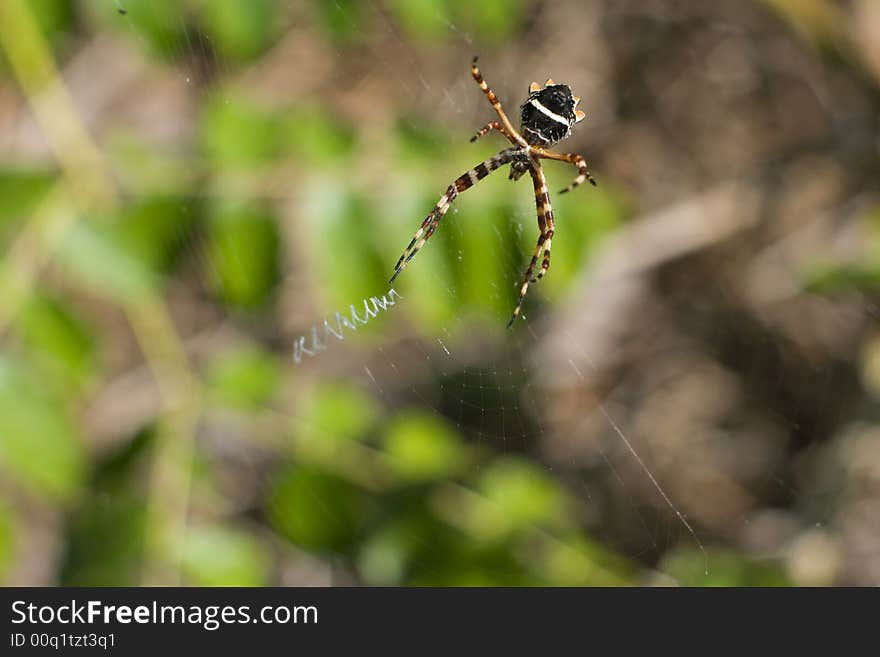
[389,57,594,327]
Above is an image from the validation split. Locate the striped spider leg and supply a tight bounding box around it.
[534,148,597,193]
[507,160,555,327]
[470,58,528,148]
[389,57,595,327]
[390,148,520,283]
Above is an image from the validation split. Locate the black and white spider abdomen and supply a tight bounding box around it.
[520,84,576,146]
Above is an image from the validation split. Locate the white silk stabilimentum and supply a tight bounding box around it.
[292,289,401,364]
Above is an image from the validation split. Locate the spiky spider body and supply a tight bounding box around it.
[390,58,595,327]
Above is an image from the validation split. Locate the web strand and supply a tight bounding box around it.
[563,331,709,575]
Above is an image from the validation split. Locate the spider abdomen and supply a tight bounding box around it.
[520,84,576,146]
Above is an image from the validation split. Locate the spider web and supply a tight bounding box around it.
[96,0,733,582]
[15,0,875,587]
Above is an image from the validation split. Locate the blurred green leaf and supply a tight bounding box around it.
[452,0,525,42]
[113,196,196,274]
[387,0,451,43]
[296,383,380,463]
[303,185,386,311]
[802,208,880,294]
[356,521,411,585]
[60,429,153,585]
[23,0,74,52]
[303,382,379,442]
[803,260,880,294]
[205,201,280,309]
[18,293,96,394]
[82,0,188,60]
[281,106,356,167]
[206,344,281,409]
[56,222,157,302]
[182,525,269,586]
[267,465,366,552]
[200,0,278,62]
[447,179,517,321]
[313,0,367,45]
[61,495,146,585]
[468,457,571,541]
[374,161,461,328]
[105,133,198,196]
[0,357,85,500]
[201,96,283,169]
[359,509,529,586]
[538,536,633,587]
[0,169,54,241]
[381,411,467,483]
[412,544,536,586]
[762,0,850,56]
[661,547,789,586]
[359,506,492,585]
[0,504,16,583]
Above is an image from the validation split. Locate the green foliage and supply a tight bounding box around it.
[313,0,368,46]
[381,411,468,483]
[182,525,270,586]
[803,261,880,293]
[803,207,880,294]
[0,357,85,501]
[661,547,790,587]
[268,465,366,552]
[318,0,523,47]
[23,0,74,52]
[452,0,525,40]
[466,457,571,542]
[387,0,451,43]
[112,197,196,274]
[206,344,281,410]
[56,222,157,302]
[281,106,356,167]
[298,382,380,445]
[202,96,284,170]
[62,495,147,585]
[60,430,153,585]
[104,133,198,196]
[303,185,387,310]
[17,293,96,395]
[386,0,525,44]
[0,504,16,583]
[83,0,189,60]
[205,201,281,309]
[538,537,633,587]
[0,169,54,241]
[200,0,279,62]
[356,520,419,584]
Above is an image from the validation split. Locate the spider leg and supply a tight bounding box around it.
[534,230,553,282]
[508,235,548,328]
[390,187,454,283]
[508,162,555,327]
[533,166,556,282]
[390,149,516,284]
[471,58,528,147]
[470,121,515,144]
[537,150,597,192]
